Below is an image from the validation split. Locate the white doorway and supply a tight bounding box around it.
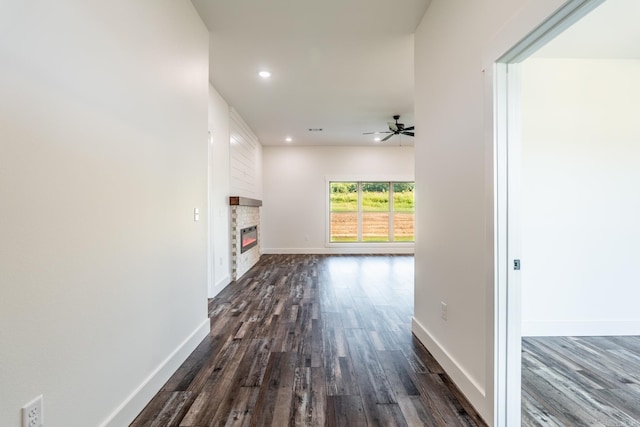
[492,0,622,425]
[518,2,640,425]
[495,0,640,424]
[519,23,640,339]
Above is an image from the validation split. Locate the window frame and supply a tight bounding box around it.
[326,177,415,247]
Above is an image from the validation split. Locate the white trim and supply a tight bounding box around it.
[411,318,489,423]
[357,182,362,241]
[506,62,524,427]
[325,177,416,246]
[492,61,510,427]
[210,275,231,297]
[481,0,603,70]
[489,2,606,426]
[263,247,414,255]
[522,321,640,337]
[207,130,215,298]
[498,0,605,63]
[99,319,210,427]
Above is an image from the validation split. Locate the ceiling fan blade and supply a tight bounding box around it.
[403,126,414,131]
[387,122,398,132]
[401,131,414,137]
[381,133,395,142]
[363,131,392,135]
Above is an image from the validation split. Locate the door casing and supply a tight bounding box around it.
[491,1,605,425]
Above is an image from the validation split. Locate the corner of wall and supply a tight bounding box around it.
[210,275,231,298]
[411,317,491,423]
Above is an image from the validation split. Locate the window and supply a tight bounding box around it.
[329,181,414,243]
[329,182,358,242]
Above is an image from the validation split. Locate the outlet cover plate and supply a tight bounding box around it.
[440,302,448,321]
[22,395,43,427]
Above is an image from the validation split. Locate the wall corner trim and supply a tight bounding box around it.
[99,319,211,427]
[411,317,489,422]
[210,275,231,298]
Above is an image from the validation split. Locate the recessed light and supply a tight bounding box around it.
[374,137,381,142]
[285,137,292,142]
[258,70,271,78]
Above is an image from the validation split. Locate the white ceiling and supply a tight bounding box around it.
[533,0,640,59]
[191,0,430,146]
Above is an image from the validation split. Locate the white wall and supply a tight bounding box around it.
[230,108,263,200]
[521,58,640,336]
[208,85,232,296]
[0,2,209,426]
[261,145,414,254]
[413,0,565,423]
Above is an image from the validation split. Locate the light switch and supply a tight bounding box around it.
[194,208,200,222]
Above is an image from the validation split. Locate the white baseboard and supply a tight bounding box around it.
[522,320,640,337]
[411,317,489,423]
[100,318,211,427]
[262,246,414,255]
[209,275,231,298]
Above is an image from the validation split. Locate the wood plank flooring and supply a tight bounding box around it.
[131,254,486,426]
[522,336,640,427]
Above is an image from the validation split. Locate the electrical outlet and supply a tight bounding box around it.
[441,302,448,321]
[22,395,43,427]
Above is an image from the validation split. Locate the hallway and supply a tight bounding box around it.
[132,255,485,426]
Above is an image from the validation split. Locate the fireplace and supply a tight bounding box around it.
[241,225,258,253]
[230,196,262,281]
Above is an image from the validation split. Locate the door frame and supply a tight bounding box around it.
[491,0,605,425]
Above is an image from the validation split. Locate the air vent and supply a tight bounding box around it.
[308,128,323,132]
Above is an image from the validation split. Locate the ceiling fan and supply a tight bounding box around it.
[363,115,415,142]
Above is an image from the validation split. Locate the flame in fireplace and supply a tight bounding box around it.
[240,226,258,253]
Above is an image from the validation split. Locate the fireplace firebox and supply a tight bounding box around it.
[240,225,258,253]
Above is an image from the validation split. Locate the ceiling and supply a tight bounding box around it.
[533,0,640,59]
[191,0,431,146]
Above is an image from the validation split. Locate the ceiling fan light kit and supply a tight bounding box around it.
[363,115,414,142]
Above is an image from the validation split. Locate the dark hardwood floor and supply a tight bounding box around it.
[131,254,486,426]
[522,336,640,427]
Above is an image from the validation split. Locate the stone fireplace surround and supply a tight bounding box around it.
[229,196,262,281]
